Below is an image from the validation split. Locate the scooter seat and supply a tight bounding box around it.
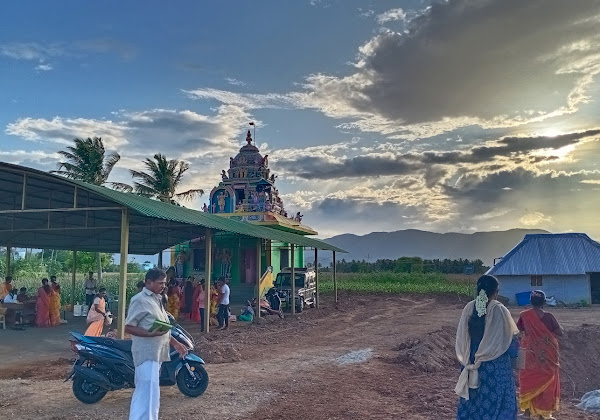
[88,336,132,353]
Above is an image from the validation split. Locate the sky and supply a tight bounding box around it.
[2,0,600,239]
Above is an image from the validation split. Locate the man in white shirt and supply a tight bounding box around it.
[83,271,97,308]
[3,289,17,303]
[125,268,187,420]
[217,277,230,330]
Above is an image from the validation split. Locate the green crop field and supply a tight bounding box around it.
[11,272,145,306]
[317,272,476,296]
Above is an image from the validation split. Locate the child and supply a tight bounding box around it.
[238,300,254,322]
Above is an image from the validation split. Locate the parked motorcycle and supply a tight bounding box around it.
[252,288,284,318]
[66,316,208,404]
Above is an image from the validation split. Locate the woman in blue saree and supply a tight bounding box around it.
[456,275,520,420]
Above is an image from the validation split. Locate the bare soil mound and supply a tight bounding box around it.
[396,323,600,399]
[560,324,600,397]
[396,326,459,372]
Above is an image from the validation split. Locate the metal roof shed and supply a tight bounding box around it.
[0,162,346,335]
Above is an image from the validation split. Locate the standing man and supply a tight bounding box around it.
[217,277,230,330]
[83,271,97,308]
[125,268,187,420]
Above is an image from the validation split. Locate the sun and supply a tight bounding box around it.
[540,127,564,137]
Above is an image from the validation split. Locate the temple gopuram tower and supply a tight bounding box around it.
[172,130,317,301]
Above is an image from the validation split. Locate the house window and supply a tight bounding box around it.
[531,275,543,286]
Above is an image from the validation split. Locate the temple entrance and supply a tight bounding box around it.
[241,248,258,284]
[591,273,600,304]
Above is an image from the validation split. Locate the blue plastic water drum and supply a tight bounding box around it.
[515,291,531,306]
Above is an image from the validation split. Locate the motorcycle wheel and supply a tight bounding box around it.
[72,375,108,404]
[176,363,209,398]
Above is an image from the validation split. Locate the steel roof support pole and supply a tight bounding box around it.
[333,251,338,303]
[71,250,77,309]
[256,238,262,320]
[117,208,130,339]
[291,243,295,315]
[315,248,319,309]
[203,228,212,334]
[6,246,11,276]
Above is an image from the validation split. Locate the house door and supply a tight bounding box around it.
[590,273,600,304]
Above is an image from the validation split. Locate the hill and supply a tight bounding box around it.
[318,228,549,266]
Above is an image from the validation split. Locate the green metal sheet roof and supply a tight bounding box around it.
[0,162,345,253]
[73,180,346,252]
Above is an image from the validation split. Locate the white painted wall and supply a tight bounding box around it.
[497,274,591,305]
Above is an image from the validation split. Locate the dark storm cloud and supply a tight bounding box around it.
[353,0,600,124]
[274,155,421,180]
[275,129,600,180]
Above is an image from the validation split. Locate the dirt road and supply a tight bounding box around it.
[1,293,599,419]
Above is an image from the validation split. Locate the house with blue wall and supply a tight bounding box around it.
[487,233,600,305]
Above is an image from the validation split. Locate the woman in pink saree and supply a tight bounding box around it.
[35,278,52,327]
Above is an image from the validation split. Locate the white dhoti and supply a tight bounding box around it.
[129,360,161,420]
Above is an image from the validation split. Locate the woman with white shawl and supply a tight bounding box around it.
[456,275,520,420]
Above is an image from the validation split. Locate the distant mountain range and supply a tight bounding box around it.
[318,229,550,266]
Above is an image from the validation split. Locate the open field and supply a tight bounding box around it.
[318,272,476,296]
[10,271,476,306]
[0,292,599,420]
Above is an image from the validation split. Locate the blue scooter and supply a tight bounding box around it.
[66,316,208,404]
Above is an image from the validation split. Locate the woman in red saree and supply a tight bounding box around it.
[180,277,195,320]
[190,279,202,323]
[35,278,52,327]
[518,290,563,419]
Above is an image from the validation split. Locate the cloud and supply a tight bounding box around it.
[376,8,406,24]
[358,8,374,18]
[185,0,600,139]
[225,77,246,86]
[35,63,53,71]
[273,129,600,180]
[519,212,552,227]
[0,42,64,61]
[0,38,137,70]
[3,106,260,205]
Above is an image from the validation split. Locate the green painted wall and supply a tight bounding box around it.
[175,239,306,287]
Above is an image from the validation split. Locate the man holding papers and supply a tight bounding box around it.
[125,269,188,420]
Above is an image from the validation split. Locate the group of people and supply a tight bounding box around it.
[152,269,232,332]
[456,275,563,420]
[1,276,30,303]
[0,275,62,327]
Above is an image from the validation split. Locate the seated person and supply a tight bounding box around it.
[3,289,18,303]
[17,287,30,302]
[238,300,254,322]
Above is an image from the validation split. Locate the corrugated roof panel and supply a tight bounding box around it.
[487,233,600,275]
[67,180,347,253]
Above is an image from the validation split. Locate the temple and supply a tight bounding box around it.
[171,130,318,301]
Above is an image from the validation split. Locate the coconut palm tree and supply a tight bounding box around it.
[130,154,204,204]
[53,137,127,282]
[53,137,124,186]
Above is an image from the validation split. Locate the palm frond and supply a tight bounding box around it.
[109,182,133,192]
[175,188,204,201]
